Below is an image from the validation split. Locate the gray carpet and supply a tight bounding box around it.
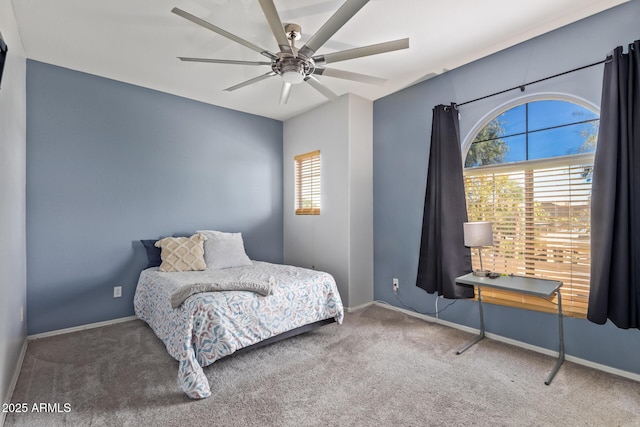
[6,305,640,426]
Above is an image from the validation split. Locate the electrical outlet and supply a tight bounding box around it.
[393,278,399,293]
[113,286,122,298]
[20,306,24,323]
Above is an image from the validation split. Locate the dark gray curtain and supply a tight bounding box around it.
[588,40,640,329]
[0,35,7,89]
[416,104,474,299]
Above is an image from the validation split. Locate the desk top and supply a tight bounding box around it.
[456,273,562,297]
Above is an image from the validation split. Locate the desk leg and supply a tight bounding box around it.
[545,291,565,385]
[457,286,485,355]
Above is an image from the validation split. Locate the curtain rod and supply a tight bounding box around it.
[454,57,611,108]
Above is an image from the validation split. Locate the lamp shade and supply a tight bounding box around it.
[463,221,493,247]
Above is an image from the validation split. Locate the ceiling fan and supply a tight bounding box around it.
[171,0,409,104]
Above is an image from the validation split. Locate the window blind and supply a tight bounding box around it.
[295,150,321,215]
[464,153,593,317]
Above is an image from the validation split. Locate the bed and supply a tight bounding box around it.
[134,237,344,399]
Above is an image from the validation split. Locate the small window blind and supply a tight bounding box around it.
[295,150,321,215]
[464,153,593,317]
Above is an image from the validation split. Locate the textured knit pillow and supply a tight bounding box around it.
[197,230,252,269]
[154,234,206,272]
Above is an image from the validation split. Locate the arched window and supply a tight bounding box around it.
[463,99,598,317]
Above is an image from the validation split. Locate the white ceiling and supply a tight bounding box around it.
[12,0,628,121]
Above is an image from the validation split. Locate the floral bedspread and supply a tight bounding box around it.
[133,261,344,399]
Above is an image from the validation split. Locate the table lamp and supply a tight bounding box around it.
[463,221,493,277]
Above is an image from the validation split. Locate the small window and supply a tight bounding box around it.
[295,150,321,215]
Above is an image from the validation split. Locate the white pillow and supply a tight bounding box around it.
[197,230,252,269]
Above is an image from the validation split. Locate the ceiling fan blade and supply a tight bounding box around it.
[178,57,272,66]
[258,0,294,56]
[313,38,409,65]
[224,72,277,92]
[313,67,386,85]
[305,76,339,102]
[172,7,277,60]
[279,82,293,104]
[297,0,369,59]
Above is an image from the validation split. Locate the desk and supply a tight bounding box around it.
[455,273,564,385]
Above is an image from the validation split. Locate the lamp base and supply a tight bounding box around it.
[472,270,491,277]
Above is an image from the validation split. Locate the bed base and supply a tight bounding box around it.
[232,317,336,357]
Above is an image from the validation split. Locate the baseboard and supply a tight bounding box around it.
[562,353,640,382]
[373,301,640,383]
[346,301,375,313]
[1,338,28,427]
[27,316,138,340]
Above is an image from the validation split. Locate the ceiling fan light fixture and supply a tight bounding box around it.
[277,57,308,84]
[281,69,305,84]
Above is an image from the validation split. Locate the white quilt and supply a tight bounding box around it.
[134,261,344,399]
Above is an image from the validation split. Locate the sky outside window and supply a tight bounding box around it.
[466,100,599,167]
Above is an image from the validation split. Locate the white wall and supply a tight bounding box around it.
[347,95,373,307]
[0,0,27,414]
[283,94,373,308]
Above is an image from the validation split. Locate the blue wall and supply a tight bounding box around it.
[26,61,283,335]
[373,1,640,374]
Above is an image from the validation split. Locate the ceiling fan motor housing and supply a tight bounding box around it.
[273,54,315,84]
